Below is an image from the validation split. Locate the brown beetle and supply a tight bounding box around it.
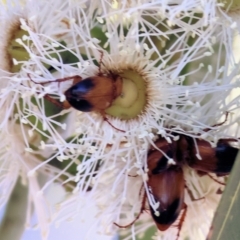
[115,134,238,239]
[27,52,124,132]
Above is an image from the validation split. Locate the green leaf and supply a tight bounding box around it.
[119,225,156,240]
[136,226,156,240]
[0,179,28,240]
[43,41,80,71]
[90,26,108,50]
[209,151,240,240]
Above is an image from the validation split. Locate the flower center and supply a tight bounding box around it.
[7,26,30,73]
[105,69,147,119]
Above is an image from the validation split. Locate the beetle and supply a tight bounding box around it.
[63,74,122,113]
[115,134,238,239]
[146,137,185,237]
[27,52,124,132]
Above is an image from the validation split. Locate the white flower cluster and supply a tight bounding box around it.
[0,0,240,239]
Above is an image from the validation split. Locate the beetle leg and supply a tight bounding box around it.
[114,192,147,228]
[100,111,125,132]
[27,73,80,109]
[103,116,125,132]
[128,174,139,177]
[41,94,71,109]
[206,173,226,186]
[175,204,187,240]
[98,50,104,76]
[216,188,224,194]
[196,171,226,185]
[211,111,229,128]
[138,184,145,197]
[206,224,214,240]
[27,73,82,85]
[185,184,205,202]
[203,111,229,132]
[44,94,64,108]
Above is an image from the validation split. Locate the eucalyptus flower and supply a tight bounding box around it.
[34,2,240,240]
[0,0,89,239]
[1,0,240,240]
